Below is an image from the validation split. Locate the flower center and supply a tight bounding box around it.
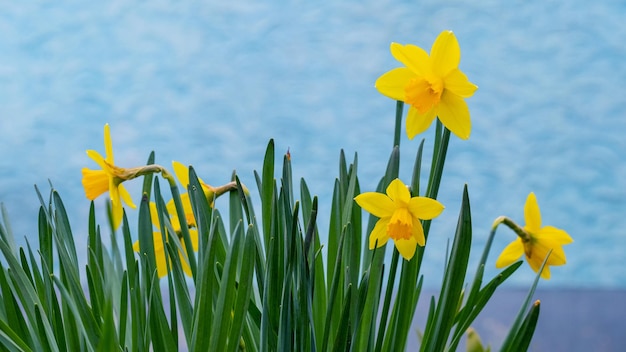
[387,207,413,241]
[405,75,444,114]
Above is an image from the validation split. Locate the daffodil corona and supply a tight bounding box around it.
[375,30,478,140]
[495,192,573,279]
[354,178,444,260]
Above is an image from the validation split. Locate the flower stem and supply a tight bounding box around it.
[393,101,404,148]
[164,174,198,279]
[426,121,450,200]
[492,216,531,243]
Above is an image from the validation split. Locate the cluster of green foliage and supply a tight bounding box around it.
[0,116,545,351]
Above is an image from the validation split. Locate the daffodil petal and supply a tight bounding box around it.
[444,69,478,98]
[495,238,524,268]
[394,237,418,260]
[524,193,542,233]
[110,188,124,229]
[390,43,430,76]
[540,226,573,244]
[438,91,471,140]
[81,168,110,200]
[532,237,568,266]
[526,248,552,280]
[118,184,137,209]
[408,197,444,220]
[103,123,114,164]
[149,202,161,229]
[189,229,199,252]
[354,192,395,219]
[151,233,169,278]
[172,161,190,188]
[86,150,108,170]
[375,67,415,101]
[406,105,437,139]
[386,178,411,205]
[411,219,426,247]
[430,30,460,77]
[369,218,391,249]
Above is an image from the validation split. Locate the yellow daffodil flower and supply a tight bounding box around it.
[132,199,198,278]
[375,30,478,140]
[496,192,573,279]
[132,229,199,278]
[81,123,137,229]
[354,178,444,260]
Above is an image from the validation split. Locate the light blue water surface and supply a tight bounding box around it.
[1,1,625,288]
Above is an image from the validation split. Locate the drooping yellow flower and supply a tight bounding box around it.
[375,30,478,140]
[172,160,216,207]
[132,226,199,278]
[354,178,444,260]
[81,123,136,229]
[496,192,573,279]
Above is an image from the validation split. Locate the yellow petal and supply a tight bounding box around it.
[390,43,430,76]
[375,67,415,101]
[172,161,190,188]
[406,105,437,139]
[526,248,553,280]
[189,229,199,252]
[540,226,573,244]
[103,123,114,164]
[81,168,110,200]
[149,202,161,229]
[86,150,108,171]
[495,238,524,268]
[430,30,460,77]
[386,178,411,205]
[411,219,426,247]
[354,192,395,219]
[394,237,418,260]
[438,91,471,140]
[110,187,124,229]
[151,233,169,278]
[118,184,136,209]
[524,192,542,233]
[408,197,444,220]
[532,236,568,266]
[369,218,391,249]
[444,69,478,98]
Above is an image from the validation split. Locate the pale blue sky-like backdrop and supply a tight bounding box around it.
[1,1,625,288]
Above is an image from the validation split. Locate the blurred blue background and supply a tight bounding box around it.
[1,0,625,292]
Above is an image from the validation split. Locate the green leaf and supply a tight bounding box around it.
[226,227,256,352]
[421,185,472,352]
[209,221,245,352]
[500,251,551,352]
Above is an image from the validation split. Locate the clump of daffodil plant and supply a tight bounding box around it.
[0,30,570,351]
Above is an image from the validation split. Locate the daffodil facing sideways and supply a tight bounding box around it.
[130,160,243,278]
[375,30,478,140]
[81,123,168,229]
[354,178,444,260]
[495,192,573,279]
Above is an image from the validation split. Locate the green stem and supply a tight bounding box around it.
[164,175,198,279]
[374,249,399,352]
[426,121,451,200]
[392,101,404,148]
